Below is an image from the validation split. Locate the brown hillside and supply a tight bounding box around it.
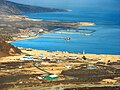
[0,40,21,57]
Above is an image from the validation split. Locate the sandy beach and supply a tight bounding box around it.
[1,47,120,63]
[1,48,120,63]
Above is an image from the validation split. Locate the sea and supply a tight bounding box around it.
[11,0,120,55]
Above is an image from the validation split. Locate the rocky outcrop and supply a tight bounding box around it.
[0,40,21,57]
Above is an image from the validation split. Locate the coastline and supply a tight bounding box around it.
[1,30,120,90]
[9,33,120,56]
[1,46,120,63]
[0,0,120,89]
[1,34,120,63]
[8,31,120,56]
[1,15,120,90]
[7,35,40,43]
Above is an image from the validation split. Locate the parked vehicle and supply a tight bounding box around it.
[20,56,33,60]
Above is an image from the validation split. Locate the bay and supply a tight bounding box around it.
[11,0,120,54]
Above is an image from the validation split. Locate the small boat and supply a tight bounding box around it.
[64,37,71,40]
[84,33,91,36]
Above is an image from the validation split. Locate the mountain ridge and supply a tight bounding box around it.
[0,0,67,15]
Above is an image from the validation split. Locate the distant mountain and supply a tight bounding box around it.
[0,0,67,15]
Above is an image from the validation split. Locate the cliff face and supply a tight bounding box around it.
[0,40,21,57]
[0,0,67,15]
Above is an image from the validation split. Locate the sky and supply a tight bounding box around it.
[8,0,120,11]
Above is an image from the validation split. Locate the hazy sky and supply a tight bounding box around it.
[8,0,120,11]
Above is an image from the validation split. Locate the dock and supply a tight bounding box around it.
[40,36,66,39]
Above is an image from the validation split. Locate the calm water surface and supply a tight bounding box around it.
[11,0,120,54]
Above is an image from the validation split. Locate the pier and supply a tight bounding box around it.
[52,28,96,35]
[40,36,65,39]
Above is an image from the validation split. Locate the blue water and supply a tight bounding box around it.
[11,0,120,54]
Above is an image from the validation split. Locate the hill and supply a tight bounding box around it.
[0,0,67,15]
[0,40,21,57]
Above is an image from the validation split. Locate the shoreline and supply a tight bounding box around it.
[7,35,40,43]
[0,46,120,63]
[1,33,120,90]
[9,36,120,56]
[1,13,120,57]
[9,35,120,56]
